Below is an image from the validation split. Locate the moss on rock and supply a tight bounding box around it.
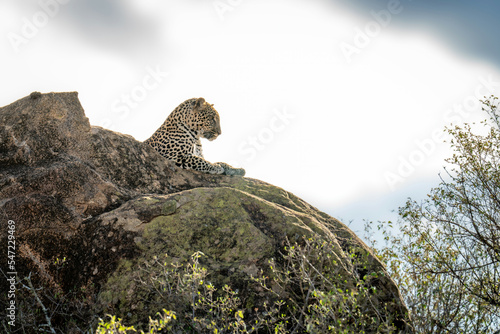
[0,92,413,332]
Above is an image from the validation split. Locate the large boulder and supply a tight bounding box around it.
[0,92,413,333]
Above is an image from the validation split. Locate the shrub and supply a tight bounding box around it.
[97,237,406,333]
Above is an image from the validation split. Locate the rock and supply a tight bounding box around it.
[0,92,413,332]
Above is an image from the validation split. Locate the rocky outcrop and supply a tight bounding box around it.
[0,92,413,332]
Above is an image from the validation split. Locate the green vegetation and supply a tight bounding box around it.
[366,96,500,333]
[96,238,403,333]
[4,236,404,333]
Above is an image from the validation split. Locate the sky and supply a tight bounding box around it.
[1,0,499,235]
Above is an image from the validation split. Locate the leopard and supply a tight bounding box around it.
[144,97,245,176]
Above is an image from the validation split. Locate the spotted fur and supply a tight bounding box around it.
[145,97,245,176]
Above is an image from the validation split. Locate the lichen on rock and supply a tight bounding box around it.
[0,92,413,332]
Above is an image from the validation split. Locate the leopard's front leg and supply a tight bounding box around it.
[182,154,225,174]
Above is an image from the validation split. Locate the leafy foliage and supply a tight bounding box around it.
[367,96,500,333]
[96,311,176,334]
[97,237,407,333]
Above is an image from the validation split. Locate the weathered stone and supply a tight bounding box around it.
[0,92,413,332]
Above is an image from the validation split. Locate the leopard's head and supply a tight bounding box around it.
[189,97,222,141]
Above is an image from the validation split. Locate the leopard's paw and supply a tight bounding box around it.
[225,167,246,176]
[214,162,246,176]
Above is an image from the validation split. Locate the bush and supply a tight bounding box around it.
[365,96,500,333]
[97,237,407,333]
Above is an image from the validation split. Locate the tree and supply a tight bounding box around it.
[369,96,500,333]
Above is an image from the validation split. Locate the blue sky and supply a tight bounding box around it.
[1,0,499,235]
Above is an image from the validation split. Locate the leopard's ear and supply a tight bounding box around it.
[194,97,205,109]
